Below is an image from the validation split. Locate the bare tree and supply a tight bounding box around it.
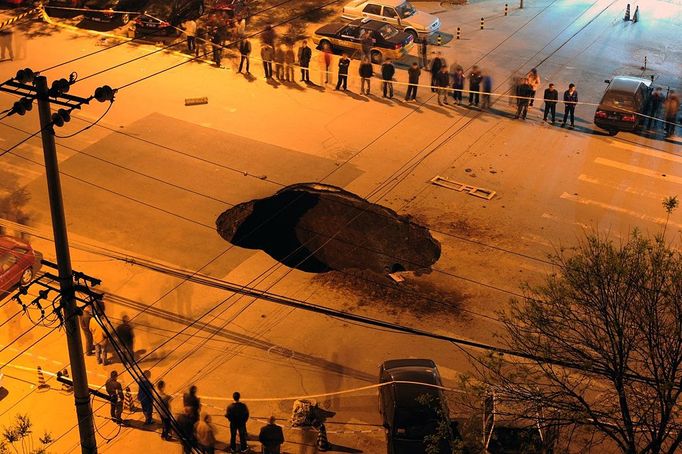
[470,231,682,453]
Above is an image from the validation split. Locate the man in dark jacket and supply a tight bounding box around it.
[298,41,312,82]
[335,53,350,90]
[183,385,201,425]
[429,52,442,92]
[238,38,251,74]
[259,416,285,454]
[406,62,420,101]
[647,87,663,129]
[137,369,154,425]
[115,314,134,362]
[543,83,559,123]
[436,65,450,105]
[176,406,196,454]
[226,391,250,453]
[515,77,533,119]
[105,370,124,424]
[381,58,395,98]
[562,83,578,128]
[359,58,373,95]
[211,28,223,68]
[468,65,482,106]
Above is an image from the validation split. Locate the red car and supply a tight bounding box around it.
[0,236,42,298]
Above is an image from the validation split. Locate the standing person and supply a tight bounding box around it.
[359,58,373,95]
[647,87,663,129]
[115,314,134,363]
[562,83,578,128]
[236,15,246,37]
[274,44,285,80]
[360,30,374,60]
[436,65,450,106]
[89,315,108,365]
[381,58,395,98]
[664,90,679,138]
[481,72,492,109]
[261,43,274,79]
[468,65,482,106]
[429,51,442,92]
[211,28,223,68]
[526,68,541,106]
[157,380,173,441]
[176,406,196,454]
[195,413,217,454]
[238,38,251,74]
[0,27,14,62]
[451,66,464,105]
[225,391,250,453]
[262,24,276,47]
[515,77,533,119]
[138,369,154,425]
[183,385,201,426]
[284,44,295,82]
[195,25,209,58]
[182,19,197,54]
[543,83,559,123]
[509,71,520,106]
[320,43,332,84]
[419,37,428,69]
[298,40,312,82]
[406,62,421,101]
[259,416,285,454]
[80,307,94,356]
[335,53,350,90]
[105,371,124,424]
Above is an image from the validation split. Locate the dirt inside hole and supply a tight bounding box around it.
[215,183,441,273]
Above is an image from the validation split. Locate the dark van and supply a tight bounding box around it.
[594,75,652,136]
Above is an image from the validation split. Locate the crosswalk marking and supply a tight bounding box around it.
[594,157,682,185]
[577,174,665,199]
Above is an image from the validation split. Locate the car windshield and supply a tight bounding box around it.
[376,24,399,40]
[396,1,416,18]
[602,91,635,110]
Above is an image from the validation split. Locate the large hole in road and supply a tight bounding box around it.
[216,183,441,274]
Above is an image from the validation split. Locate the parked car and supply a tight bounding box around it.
[45,0,86,15]
[378,359,453,454]
[209,0,248,19]
[133,0,204,37]
[0,236,42,299]
[594,75,652,136]
[83,0,148,25]
[313,18,414,64]
[341,0,440,42]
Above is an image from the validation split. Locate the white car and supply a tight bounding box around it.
[341,0,440,41]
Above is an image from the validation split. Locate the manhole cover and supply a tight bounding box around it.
[216,183,441,273]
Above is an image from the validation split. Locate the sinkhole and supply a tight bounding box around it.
[215,183,441,274]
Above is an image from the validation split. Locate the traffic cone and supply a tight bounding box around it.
[60,368,73,393]
[317,423,330,451]
[632,6,638,22]
[124,386,134,412]
[36,366,50,392]
[624,3,630,21]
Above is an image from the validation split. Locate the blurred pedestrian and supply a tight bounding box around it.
[274,44,285,80]
[335,53,350,90]
[115,314,134,363]
[195,25,210,58]
[238,38,251,74]
[515,77,532,119]
[105,371,124,424]
[195,413,217,454]
[481,72,492,109]
[211,28,223,67]
[543,83,558,123]
[298,40,312,82]
[562,83,578,128]
[226,391,250,453]
[181,19,197,54]
[157,380,173,441]
[284,44,295,81]
[261,43,274,79]
[647,87,663,129]
[216,19,229,47]
[436,65,449,106]
[89,315,108,365]
[509,71,520,106]
[138,369,154,425]
[259,416,284,454]
[183,385,201,425]
[236,15,246,37]
[320,42,332,84]
[359,58,373,95]
[451,66,464,105]
[360,30,374,60]
[0,28,14,62]
[262,24,276,47]
[381,58,395,98]
[468,65,482,106]
[80,307,94,356]
[406,62,420,101]
[429,51,442,92]
[664,90,679,138]
[526,68,540,106]
[419,37,428,69]
[176,406,196,454]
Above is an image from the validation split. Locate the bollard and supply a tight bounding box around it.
[641,56,647,71]
[632,5,638,22]
[456,27,461,39]
[480,17,484,30]
[60,368,73,393]
[317,424,330,452]
[504,3,508,15]
[125,386,134,412]
[436,34,442,46]
[624,3,630,21]
[36,366,50,392]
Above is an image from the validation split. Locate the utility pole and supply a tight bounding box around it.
[1,70,115,454]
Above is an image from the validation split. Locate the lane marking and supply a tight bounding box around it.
[594,157,682,185]
[577,174,664,199]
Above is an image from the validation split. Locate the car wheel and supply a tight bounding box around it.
[608,129,618,136]
[406,29,418,43]
[20,268,33,286]
[370,50,382,64]
[119,13,130,25]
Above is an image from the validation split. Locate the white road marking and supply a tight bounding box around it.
[594,157,682,185]
[541,212,590,230]
[606,141,682,163]
[577,174,665,199]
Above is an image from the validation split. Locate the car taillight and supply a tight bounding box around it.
[394,43,402,49]
[595,110,607,118]
[160,21,170,27]
[622,114,636,122]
